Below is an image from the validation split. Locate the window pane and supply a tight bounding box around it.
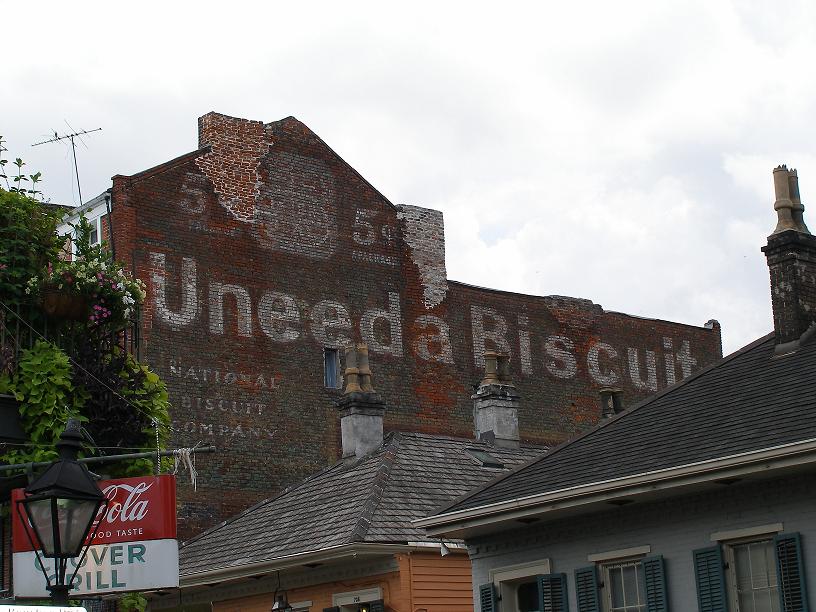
[324,349,338,387]
[749,543,770,589]
[731,540,778,612]
[610,567,625,607]
[517,581,538,612]
[622,565,638,605]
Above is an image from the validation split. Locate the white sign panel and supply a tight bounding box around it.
[12,539,179,598]
[0,607,86,612]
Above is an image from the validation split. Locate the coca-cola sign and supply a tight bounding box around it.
[12,474,176,552]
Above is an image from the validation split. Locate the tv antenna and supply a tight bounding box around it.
[32,126,102,205]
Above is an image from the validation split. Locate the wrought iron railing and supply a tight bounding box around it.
[0,300,141,377]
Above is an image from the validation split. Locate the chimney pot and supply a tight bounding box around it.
[772,165,810,235]
[599,388,624,418]
[481,352,500,386]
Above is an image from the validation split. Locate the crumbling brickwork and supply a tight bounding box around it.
[108,112,723,538]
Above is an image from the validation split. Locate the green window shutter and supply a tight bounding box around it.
[575,565,600,612]
[538,573,569,612]
[693,546,728,612]
[479,583,497,612]
[640,555,669,612]
[775,532,809,612]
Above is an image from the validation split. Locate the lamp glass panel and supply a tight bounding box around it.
[57,497,100,556]
[25,498,57,556]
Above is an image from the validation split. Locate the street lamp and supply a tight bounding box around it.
[17,419,108,606]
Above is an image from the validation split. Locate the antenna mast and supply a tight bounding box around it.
[32,127,102,205]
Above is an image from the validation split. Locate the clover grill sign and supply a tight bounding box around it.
[12,475,179,597]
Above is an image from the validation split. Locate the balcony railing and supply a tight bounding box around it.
[0,300,141,378]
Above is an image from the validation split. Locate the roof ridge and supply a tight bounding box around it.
[431,332,775,516]
[349,434,402,543]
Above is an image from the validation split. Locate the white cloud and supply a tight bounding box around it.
[4,0,816,355]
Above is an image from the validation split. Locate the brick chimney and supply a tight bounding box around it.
[337,344,385,460]
[472,352,520,449]
[762,165,816,354]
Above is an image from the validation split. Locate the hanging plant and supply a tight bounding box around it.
[0,340,87,465]
[26,216,145,328]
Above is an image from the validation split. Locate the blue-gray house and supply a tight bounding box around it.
[417,165,816,612]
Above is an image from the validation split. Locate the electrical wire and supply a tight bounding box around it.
[0,441,160,451]
[0,297,175,435]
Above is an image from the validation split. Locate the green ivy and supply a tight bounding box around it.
[0,340,86,464]
[119,592,148,612]
[0,189,65,304]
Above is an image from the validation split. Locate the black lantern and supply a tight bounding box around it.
[271,594,293,611]
[17,419,108,605]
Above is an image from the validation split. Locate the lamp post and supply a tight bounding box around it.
[17,419,108,606]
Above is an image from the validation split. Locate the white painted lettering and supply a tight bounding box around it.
[360,292,403,356]
[413,314,454,364]
[258,291,301,342]
[209,282,252,337]
[587,342,619,385]
[150,253,197,328]
[676,340,697,379]
[544,335,577,379]
[471,306,511,367]
[310,300,353,347]
[627,348,658,392]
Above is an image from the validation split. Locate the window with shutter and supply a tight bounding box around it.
[490,560,553,612]
[538,573,569,612]
[480,583,498,612]
[775,533,809,612]
[576,566,601,612]
[694,545,728,612]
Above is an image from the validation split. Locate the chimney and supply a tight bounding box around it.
[472,352,520,449]
[336,344,385,460]
[762,165,816,354]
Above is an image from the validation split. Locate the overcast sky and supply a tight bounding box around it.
[4,0,816,355]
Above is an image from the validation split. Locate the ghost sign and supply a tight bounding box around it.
[12,474,178,598]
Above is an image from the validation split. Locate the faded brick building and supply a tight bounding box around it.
[62,112,723,538]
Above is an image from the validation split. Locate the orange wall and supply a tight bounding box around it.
[213,571,404,612]
[210,551,474,612]
[400,551,473,612]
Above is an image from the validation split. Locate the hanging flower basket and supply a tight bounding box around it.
[40,285,89,321]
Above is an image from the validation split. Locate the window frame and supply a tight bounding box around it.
[599,557,648,612]
[323,347,341,389]
[713,525,785,612]
[489,559,552,612]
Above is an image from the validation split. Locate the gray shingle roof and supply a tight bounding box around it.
[439,332,816,514]
[178,432,542,577]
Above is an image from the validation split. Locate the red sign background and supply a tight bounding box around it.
[12,474,176,552]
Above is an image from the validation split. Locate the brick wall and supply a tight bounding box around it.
[108,112,723,538]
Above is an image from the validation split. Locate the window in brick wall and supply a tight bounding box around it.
[324,348,341,388]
